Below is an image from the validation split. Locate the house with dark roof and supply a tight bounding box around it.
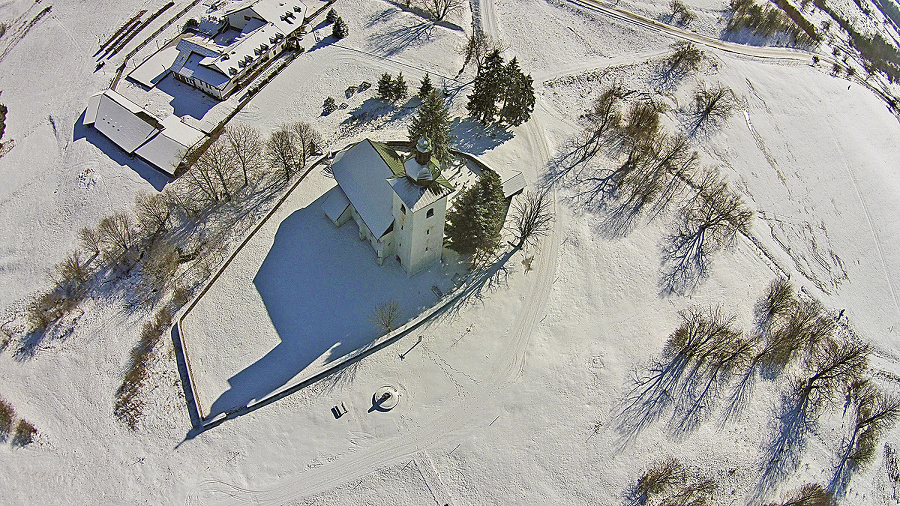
[323,138,455,275]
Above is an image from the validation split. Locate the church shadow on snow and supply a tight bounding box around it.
[205,191,444,419]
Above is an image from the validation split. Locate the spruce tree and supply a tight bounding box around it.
[377,72,394,101]
[418,73,434,99]
[499,58,535,126]
[392,73,408,101]
[466,50,505,124]
[332,16,348,39]
[445,169,506,262]
[408,89,454,163]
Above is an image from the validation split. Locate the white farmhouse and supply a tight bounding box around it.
[169,0,306,99]
[323,139,454,275]
[83,89,205,175]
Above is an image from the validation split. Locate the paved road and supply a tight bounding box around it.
[569,0,817,63]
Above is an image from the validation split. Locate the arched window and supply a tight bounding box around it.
[426,208,434,218]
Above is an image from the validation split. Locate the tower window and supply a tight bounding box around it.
[400,204,406,214]
[426,208,434,218]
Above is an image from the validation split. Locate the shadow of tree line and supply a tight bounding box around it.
[612,277,898,500]
[541,47,746,296]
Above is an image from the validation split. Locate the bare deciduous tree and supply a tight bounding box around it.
[510,191,554,249]
[833,381,900,480]
[55,251,89,286]
[98,212,136,262]
[420,0,463,22]
[636,458,687,501]
[795,339,870,415]
[619,133,697,213]
[548,83,627,185]
[374,300,401,333]
[663,41,703,79]
[457,31,504,76]
[761,298,834,369]
[135,192,171,238]
[267,127,300,182]
[623,100,661,147]
[619,306,746,436]
[195,138,239,201]
[762,483,833,506]
[670,0,697,25]
[689,84,735,135]
[137,239,179,302]
[225,123,264,187]
[291,121,324,170]
[78,226,102,258]
[755,277,796,332]
[661,171,752,292]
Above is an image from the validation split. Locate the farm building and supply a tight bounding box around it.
[169,0,306,99]
[83,89,205,175]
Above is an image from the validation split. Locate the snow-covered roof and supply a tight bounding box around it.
[221,0,306,33]
[133,131,188,175]
[322,186,351,224]
[502,171,526,199]
[83,91,102,125]
[128,46,179,89]
[84,89,206,174]
[391,157,453,212]
[160,115,205,147]
[133,115,205,174]
[330,140,401,238]
[88,89,162,154]
[389,177,450,212]
[204,22,282,79]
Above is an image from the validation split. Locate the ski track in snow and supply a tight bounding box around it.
[825,121,900,318]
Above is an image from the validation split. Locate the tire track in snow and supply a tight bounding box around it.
[825,122,900,317]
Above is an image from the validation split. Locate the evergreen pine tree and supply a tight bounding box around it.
[326,8,338,24]
[408,89,454,163]
[466,50,505,124]
[377,72,394,101]
[445,169,506,262]
[332,16,348,39]
[392,73,408,101]
[418,73,434,99]
[499,58,535,126]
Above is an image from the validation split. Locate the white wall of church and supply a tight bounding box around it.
[392,194,447,275]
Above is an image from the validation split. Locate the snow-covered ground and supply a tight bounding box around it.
[181,169,458,420]
[2,0,900,503]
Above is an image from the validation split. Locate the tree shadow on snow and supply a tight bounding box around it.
[342,97,418,135]
[205,192,442,419]
[367,19,435,57]
[752,391,816,500]
[451,117,513,156]
[433,248,516,322]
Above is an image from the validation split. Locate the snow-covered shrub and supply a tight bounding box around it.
[323,96,337,115]
[0,398,15,439]
[12,420,36,446]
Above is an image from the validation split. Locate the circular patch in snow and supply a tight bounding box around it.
[373,385,400,411]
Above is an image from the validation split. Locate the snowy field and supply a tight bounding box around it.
[180,169,456,420]
[2,0,900,503]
